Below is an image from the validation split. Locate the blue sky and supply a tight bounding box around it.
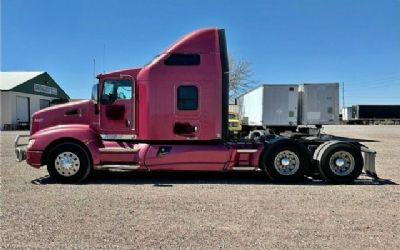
[2,0,400,107]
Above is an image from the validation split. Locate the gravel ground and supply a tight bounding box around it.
[1,125,399,249]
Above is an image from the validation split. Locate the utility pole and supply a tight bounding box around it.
[342,82,345,108]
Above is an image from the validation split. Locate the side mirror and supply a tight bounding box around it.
[91,84,99,104]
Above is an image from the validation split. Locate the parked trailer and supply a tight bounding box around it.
[349,105,400,124]
[237,84,299,134]
[342,107,352,122]
[298,83,340,125]
[237,83,339,135]
[14,28,377,184]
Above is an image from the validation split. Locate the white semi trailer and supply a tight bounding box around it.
[237,83,339,135]
[299,83,340,125]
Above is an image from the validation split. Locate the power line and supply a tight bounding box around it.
[345,72,400,81]
[345,76,400,86]
[346,81,400,89]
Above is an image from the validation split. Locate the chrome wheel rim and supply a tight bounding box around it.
[55,152,80,177]
[329,151,355,176]
[274,150,300,176]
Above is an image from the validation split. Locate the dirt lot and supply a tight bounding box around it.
[1,125,399,249]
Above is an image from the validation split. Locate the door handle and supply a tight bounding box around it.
[173,122,198,135]
[126,119,131,127]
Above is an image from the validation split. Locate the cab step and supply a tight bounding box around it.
[99,147,139,153]
[232,148,259,170]
[96,164,141,170]
[236,149,258,153]
[99,145,141,163]
[232,166,257,171]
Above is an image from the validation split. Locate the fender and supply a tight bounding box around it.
[29,124,102,166]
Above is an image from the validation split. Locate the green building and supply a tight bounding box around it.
[0,71,70,130]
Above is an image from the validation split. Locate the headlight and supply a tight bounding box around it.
[27,139,36,149]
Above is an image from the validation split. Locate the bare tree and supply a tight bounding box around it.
[228,55,258,99]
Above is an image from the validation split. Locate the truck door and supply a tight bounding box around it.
[99,78,135,139]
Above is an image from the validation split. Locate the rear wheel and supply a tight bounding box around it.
[262,143,308,183]
[47,142,91,183]
[315,142,363,183]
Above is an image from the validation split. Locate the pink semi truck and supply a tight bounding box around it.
[15,28,377,183]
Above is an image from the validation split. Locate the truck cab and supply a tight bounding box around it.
[92,28,229,141]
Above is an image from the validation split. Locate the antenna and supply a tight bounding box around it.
[93,58,96,83]
[103,44,106,73]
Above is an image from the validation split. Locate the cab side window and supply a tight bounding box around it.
[177,86,198,110]
[116,82,132,100]
[101,80,132,101]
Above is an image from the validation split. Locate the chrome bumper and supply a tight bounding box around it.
[15,135,30,162]
[361,147,378,179]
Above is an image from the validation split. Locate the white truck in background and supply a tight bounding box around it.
[236,83,339,136]
[299,83,339,125]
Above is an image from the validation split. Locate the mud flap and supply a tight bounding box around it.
[361,147,378,179]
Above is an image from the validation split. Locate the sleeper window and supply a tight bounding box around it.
[165,54,200,66]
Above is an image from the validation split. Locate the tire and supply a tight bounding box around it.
[316,142,363,184]
[46,142,91,183]
[313,141,339,165]
[261,142,308,183]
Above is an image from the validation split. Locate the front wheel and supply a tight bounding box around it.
[47,142,91,183]
[261,143,308,183]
